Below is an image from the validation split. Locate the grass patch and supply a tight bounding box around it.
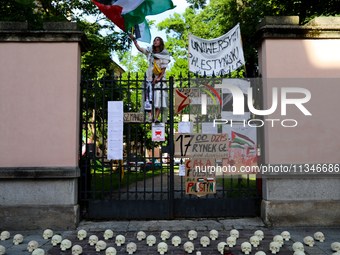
[215,174,259,198]
[91,165,170,193]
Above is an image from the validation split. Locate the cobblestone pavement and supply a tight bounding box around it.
[1,218,339,255]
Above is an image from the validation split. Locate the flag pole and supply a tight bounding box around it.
[128,27,135,72]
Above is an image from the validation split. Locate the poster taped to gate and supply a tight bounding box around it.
[175,133,229,158]
[185,158,216,196]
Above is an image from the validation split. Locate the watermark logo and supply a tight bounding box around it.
[204,84,312,116]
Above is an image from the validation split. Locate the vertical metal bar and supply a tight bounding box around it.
[118,73,123,200]
[92,74,98,200]
[101,73,106,200]
[126,72,131,201]
[109,73,115,200]
[85,74,90,200]
[169,76,174,219]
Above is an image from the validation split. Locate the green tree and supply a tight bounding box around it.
[157,0,340,77]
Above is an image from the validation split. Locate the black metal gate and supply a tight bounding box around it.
[79,72,262,220]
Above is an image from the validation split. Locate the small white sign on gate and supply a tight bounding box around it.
[152,123,165,141]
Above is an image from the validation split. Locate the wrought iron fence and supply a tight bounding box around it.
[79,71,263,219]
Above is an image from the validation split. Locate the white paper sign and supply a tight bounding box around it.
[179,164,185,176]
[152,123,165,141]
[188,23,245,76]
[107,101,123,160]
[178,121,193,133]
[202,122,218,134]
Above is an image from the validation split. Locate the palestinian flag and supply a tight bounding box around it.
[197,178,204,182]
[231,131,255,147]
[229,141,245,149]
[247,147,256,155]
[92,0,175,32]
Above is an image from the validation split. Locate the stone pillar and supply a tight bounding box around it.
[254,17,340,226]
[0,22,89,230]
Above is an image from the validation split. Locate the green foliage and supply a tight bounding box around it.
[0,0,43,29]
[156,0,340,77]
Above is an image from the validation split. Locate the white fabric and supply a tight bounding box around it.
[188,23,245,76]
[114,0,144,14]
[141,46,170,109]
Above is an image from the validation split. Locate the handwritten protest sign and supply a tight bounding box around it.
[185,158,216,196]
[188,23,245,76]
[175,87,221,114]
[175,133,229,158]
[124,113,144,122]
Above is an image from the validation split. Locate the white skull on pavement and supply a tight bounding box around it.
[161,230,171,241]
[254,230,264,240]
[200,236,210,247]
[293,242,304,252]
[60,239,72,251]
[96,240,107,252]
[89,235,98,246]
[157,242,168,254]
[146,235,156,246]
[77,230,87,240]
[105,247,117,255]
[115,235,125,246]
[43,229,53,239]
[27,240,39,252]
[255,252,266,255]
[332,242,340,251]
[217,242,227,254]
[126,242,137,254]
[241,242,252,254]
[281,231,291,241]
[188,230,197,240]
[72,245,83,255]
[250,236,260,247]
[51,235,62,246]
[314,232,325,242]
[13,234,23,245]
[210,230,219,240]
[184,241,194,253]
[104,230,113,240]
[230,229,239,239]
[137,231,146,241]
[273,235,284,247]
[0,231,10,241]
[32,248,45,255]
[303,236,314,247]
[270,241,280,254]
[227,236,236,247]
[0,245,5,255]
[171,236,181,247]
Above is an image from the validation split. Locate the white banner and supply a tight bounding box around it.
[188,23,245,76]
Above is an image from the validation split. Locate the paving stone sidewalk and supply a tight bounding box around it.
[1,217,339,255]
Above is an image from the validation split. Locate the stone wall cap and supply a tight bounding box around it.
[305,17,340,27]
[0,167,80,178]
[0,22,90,52]
[42,22,80,31]
[253,16,340,46]
[257,16,300,30]
[0,22,28,30]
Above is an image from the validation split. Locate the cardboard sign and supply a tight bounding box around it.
[152,123,165,141]
[175,87,221,114]
[124,112,144,122]
[175,133,229,158]
[185,158,216,197]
